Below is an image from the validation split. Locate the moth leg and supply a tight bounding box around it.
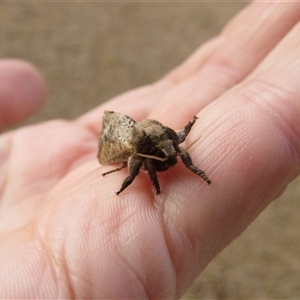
[144,159,161,195]
[102,162,127,176]
[176,116,198,143]
[179,146,211,184]
[116,156,143,195]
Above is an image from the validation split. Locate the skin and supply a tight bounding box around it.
[1,2,300,298]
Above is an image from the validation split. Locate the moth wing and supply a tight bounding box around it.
[98,111,136,164]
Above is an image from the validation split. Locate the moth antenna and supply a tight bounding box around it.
[136,153,168,162]
[181,135,202,154]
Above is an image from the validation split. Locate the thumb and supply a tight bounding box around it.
[0,59,47,131]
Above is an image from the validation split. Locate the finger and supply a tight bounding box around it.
[159,19,300,296]
[150,2,300,127]
[0,59,47,131]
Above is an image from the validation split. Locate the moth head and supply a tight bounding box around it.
[136,139,177,162]
[157,140,177,158]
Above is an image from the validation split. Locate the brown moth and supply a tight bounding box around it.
[98,111,211,195]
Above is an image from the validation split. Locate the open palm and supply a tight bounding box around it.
[1,3,300,298]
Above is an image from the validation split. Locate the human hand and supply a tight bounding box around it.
[1,2,300,298]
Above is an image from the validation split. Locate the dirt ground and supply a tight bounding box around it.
[1,2,300,299]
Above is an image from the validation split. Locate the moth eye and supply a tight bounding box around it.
[160,152,167,158]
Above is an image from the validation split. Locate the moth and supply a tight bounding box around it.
[98,111,211,195]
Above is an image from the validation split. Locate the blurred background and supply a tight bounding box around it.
[1,2,300,298]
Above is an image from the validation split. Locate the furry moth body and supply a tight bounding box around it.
[98,111,211,195]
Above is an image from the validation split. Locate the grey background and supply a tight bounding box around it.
[1,2,300,298]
